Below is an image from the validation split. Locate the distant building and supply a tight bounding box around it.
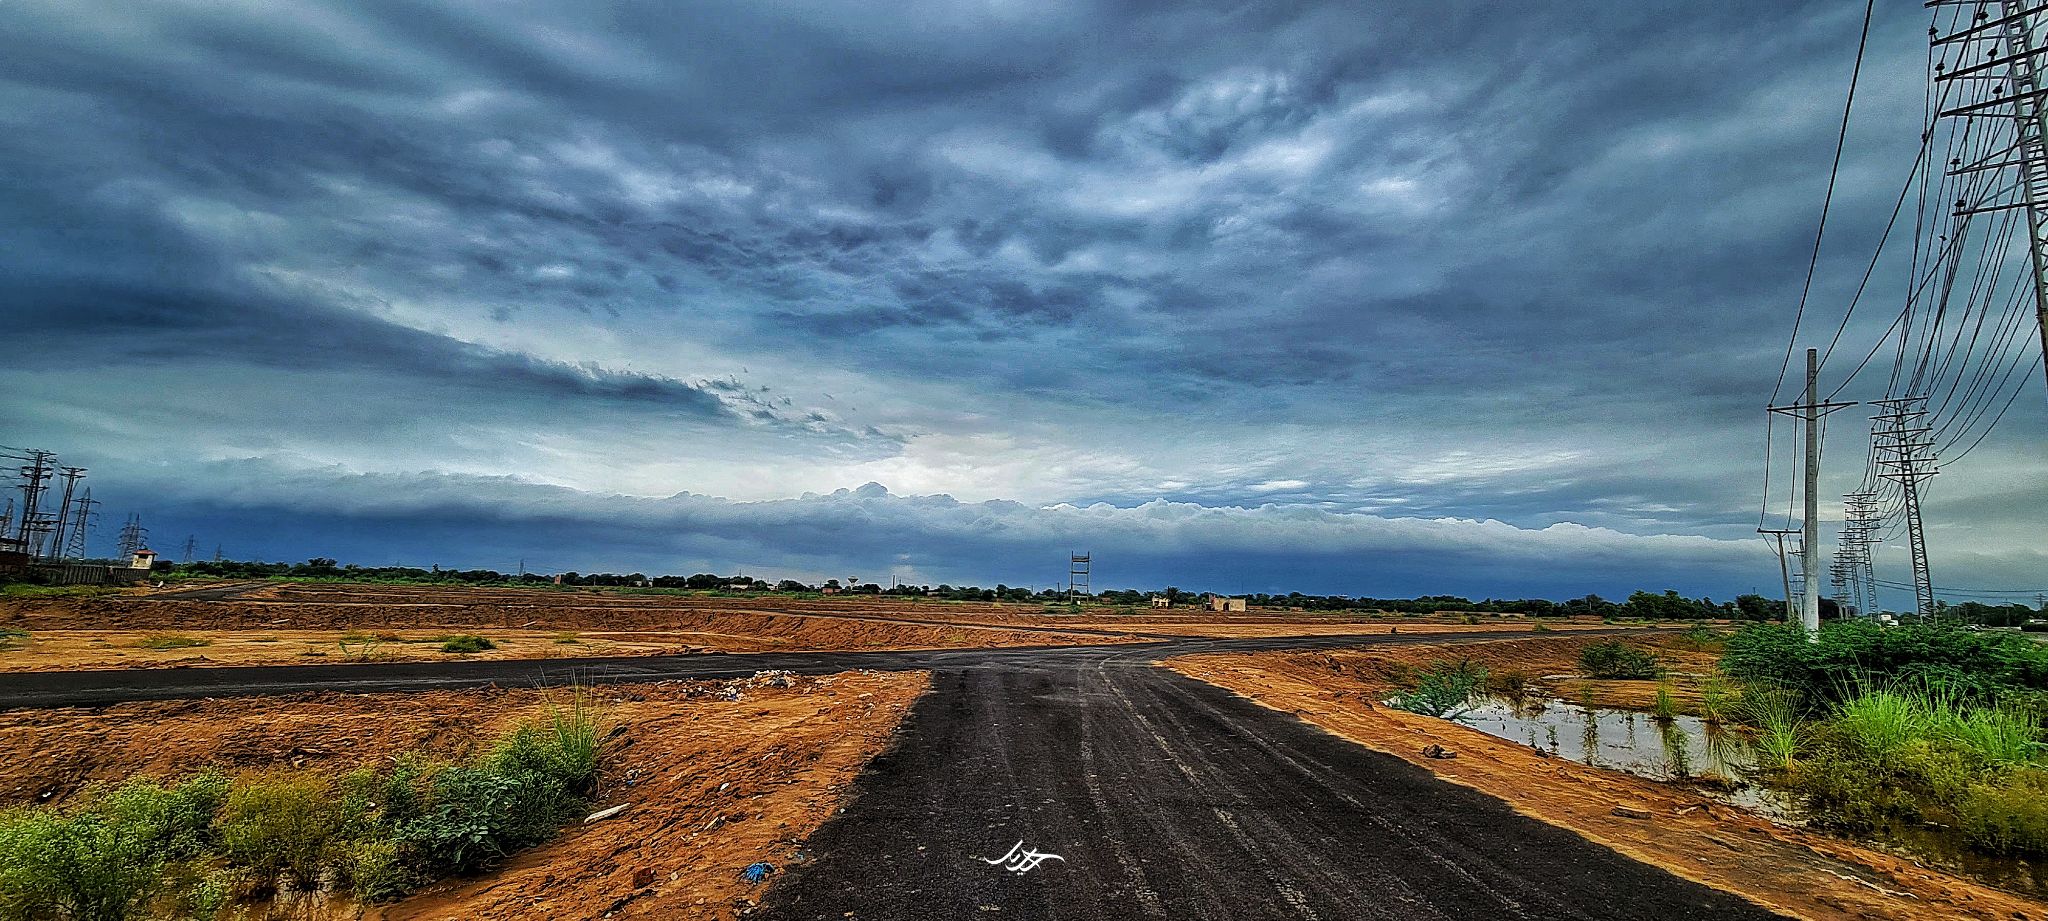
[1209,596,1247,613]
[820,586,840,595]
[130,548,157,571]
[1150,595,1172,608]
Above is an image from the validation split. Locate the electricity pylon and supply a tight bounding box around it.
[1873,398,1938,619]
[1935,1,2048,395]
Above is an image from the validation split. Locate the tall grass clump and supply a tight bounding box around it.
[1740,686,1805,769]
[1833,687,1924,771]
[1388,659,1487,720]
[1651,682,1678,722]
[1700,675,1732,724]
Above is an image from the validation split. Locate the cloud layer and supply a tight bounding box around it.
[1,1,2039,601]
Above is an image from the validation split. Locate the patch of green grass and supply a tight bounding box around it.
[437,635,494,654]
[0,628,27,651]
[133,634,209,651]
[551,633,581,645]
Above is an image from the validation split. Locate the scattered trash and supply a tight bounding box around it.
[719,687,744,702]
[741,862,775,884]
[1610,804,1652,820]
[1421,744,1457,759]
[748,670,797,688]
[585,803,631,824]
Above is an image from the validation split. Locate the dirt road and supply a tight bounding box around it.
[758,646,1785,920]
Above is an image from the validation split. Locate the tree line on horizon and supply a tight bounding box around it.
[148,559,2045,624]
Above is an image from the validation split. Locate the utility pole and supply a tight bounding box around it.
[1934,1,2048,395]
[1768,349,1857,635]
[1802,349,1820,633]
[1873,397,1938,620]
[1758,527,1800,620]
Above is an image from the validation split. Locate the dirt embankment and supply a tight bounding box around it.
[1168,643,2046,921]
[3,671,929,921]
[0,602,1146,672]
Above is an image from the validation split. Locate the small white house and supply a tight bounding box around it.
[130,548,157,570]
[1209,596,1248,613]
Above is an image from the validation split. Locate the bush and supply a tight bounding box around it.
[215,773,340,892]
[0,773,226,921]
[1959,769,2048,854]
[1722,621,2048,703]
[1388,659,1487,720]
[438,635,494,654]
[1579,641,1661,680]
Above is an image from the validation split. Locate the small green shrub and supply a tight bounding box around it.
[133,634,209,651]
[215,773,339,892]
[0,629,26,651]
[1530,621,1554,633]
[1389,659,1487,720]
[0,773,226,921]
[1959,769,2048,854]
[1485,669,1528,698]
[1579,641,1661,680]
[438,635,494,654]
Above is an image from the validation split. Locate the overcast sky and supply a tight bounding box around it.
[3,1,2041,602]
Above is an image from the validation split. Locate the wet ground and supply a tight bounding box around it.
[1458,693,2048,901]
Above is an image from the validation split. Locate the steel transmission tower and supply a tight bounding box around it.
[13,450,56,559]
[1873,398,1939,619]
[1935,1,2048,395]
[46,467,83,562]
[64,489,96,560]
[1840,491,1882,616]
[116,514,148,559]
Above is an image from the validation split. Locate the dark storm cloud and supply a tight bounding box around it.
[3,0,2035,598]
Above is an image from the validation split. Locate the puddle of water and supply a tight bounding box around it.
[1451,694,2048,901]
[1457,695,1757,783]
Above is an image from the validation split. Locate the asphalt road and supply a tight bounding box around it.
[0,632,1535,709]
[759,648,1789,921]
